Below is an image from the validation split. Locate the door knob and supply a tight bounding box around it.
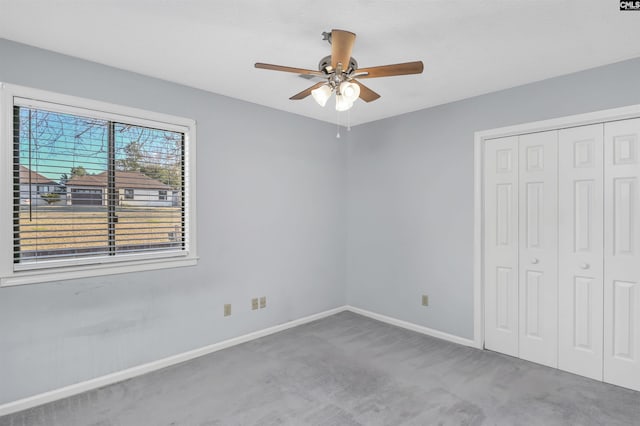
[531,258,539,264]
[580,263,590,270]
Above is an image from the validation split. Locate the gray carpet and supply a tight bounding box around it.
[1,311,639,426]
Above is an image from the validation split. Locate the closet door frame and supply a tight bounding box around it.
[474,103,640,349]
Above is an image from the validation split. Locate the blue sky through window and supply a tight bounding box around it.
[18,108,183,187]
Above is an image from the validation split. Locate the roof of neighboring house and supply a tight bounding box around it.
[19,165,57,185]
[66,170,174,190]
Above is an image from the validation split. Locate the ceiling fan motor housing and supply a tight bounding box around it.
[318,55,358,75]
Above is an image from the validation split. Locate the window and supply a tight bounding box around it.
[0,84,197,286]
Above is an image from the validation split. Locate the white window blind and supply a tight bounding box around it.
[13,102,186,266]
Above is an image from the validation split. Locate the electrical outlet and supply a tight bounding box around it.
[224,303,232,316]
[251,298,259,310]
[422,295,429,306]
[259,296,266,309]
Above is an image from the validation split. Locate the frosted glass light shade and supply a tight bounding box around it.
[335,94,353,112]
[339,82,360,103]
[311,85,332,107]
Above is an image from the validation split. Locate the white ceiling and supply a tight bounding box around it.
[1,1,639,126]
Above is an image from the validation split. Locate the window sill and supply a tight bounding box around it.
[1,256,198,287]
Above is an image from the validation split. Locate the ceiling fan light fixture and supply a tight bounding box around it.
[339,81,360,103]
[311,85,332,107]
[335,94,353,112]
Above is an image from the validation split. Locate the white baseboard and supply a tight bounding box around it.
[346,305,479,348]
[0,305,348,417]
[0,304,478,417]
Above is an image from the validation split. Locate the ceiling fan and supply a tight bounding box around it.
[255,29,424,112]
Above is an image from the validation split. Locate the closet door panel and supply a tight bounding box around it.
[484,136,519,356]
[518,131,558,368]
[558,124,604,380]
[604,118,640,391]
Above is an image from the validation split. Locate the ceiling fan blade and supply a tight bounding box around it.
[255,63,324,76]
[330,29,356,70]
[353,81,381,102]
[356,61,424,79]
[290,82,326,100]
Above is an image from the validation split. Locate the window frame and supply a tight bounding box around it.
[0,83,198,286]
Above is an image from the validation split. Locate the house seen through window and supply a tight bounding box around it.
[14,104,186,265]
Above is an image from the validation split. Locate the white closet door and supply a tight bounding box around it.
[518,131,558,368]
[485,136,519,357]
[604,118,640,391]
[558,124,604,380]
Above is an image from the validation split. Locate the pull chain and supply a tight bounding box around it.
[336,109,340,138]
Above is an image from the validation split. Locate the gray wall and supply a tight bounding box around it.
[2,36,640,406]
[346,57,640,339]
[0,39,347,404]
